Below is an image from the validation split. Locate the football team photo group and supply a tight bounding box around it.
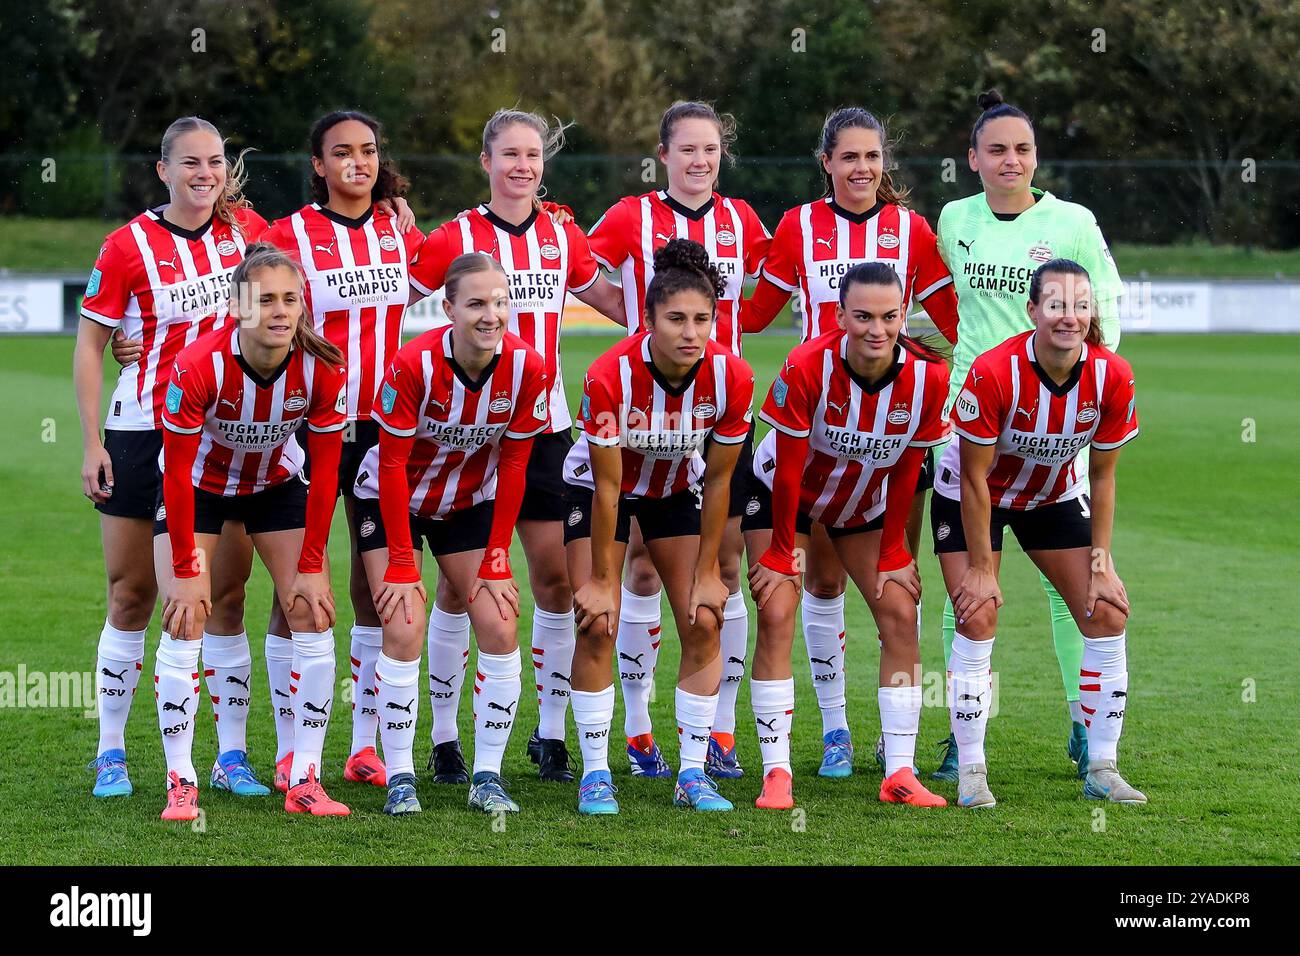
[3,4,1296,912]
[76,95,1144,824]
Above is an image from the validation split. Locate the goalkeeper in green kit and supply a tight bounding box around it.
[930,89,1124,781]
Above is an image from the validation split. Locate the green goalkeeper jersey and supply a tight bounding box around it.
[936,188,1123,408]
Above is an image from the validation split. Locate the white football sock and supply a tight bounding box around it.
[801,590,848,734]
[949,633,994,768]
[751,677,794,774]
[1069,699,1086,725]
[1080,632,1128,762]
[376,653,420,779]
[571,685,615,775]
[264,634,295,762]
[714,590,748,736]
[155,633,201,785]
[676,688,718,773]
[289,631,336,786]
[202,631,251,755]
[95,621,145,754]
[427,604,470,746]
[617,586,662,738]
[532,607,575,740]
[878,684,923,775]
[472,649,521,775]
[349,625,383,754]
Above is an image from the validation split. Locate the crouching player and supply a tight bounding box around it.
[934,258,1144,808]
[354,252,549,815]
[155,243,348,819]
[745,262,950,809]
[565,239,754,815]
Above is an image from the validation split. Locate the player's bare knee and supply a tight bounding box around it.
[804,575,844,600]
[531,575,572,614]
[625,558,660,595]
[959,603,998,640]
[435,577,466,614]
[382,621,423,661]
[1082,601,1127,637]
[107,578,157,630]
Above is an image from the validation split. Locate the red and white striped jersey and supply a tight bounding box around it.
[160,325,347,496]
[263,204,423,421]
[408,205,600,433]
[587,190,771,354]
[357,326,549,518]
[761,199,952,341]
[81,207,268,430]
[565,331,754,498]
[756,332,950,527]
[936,330,1139,510]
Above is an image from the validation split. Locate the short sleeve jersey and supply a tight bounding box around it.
[935,330,1138,510]
[587,190,771,354]
[81,206,269,430]
[408,205,599,432]
[263,204,423,421]
[760,199,953,342]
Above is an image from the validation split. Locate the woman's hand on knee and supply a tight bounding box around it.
[469,576,520,622]
[286,570,336,632]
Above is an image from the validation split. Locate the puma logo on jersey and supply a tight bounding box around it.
[157,254,181,271]
[314,238,337,255]
[970,372,984,386]
[429,396,449,413]
[1015,406,1036,419]
[815,235,835,250]
[826,398,848,416]
[219,398,240,410]
[957,239,974,254]
[655,232,675,244]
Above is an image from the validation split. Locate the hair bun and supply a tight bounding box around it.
[976,88,1005,112]
[652,237,712,275]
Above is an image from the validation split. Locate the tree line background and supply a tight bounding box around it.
[4,0,1298,246]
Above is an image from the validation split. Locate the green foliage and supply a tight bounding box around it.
[2,0,1299,244]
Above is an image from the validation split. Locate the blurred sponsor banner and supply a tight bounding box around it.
[0,277,64,332]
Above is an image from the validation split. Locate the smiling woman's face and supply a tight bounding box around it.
[158,129,226,216]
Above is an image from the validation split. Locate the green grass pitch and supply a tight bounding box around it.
[0,332,1296,865]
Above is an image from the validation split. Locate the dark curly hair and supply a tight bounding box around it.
[644,239,726,322]
[308,110,409,206]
